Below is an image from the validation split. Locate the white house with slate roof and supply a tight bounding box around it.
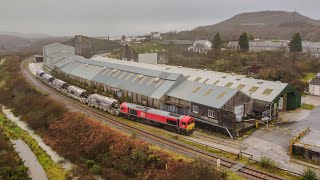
[189,40,212,53]
[309,74,320,96]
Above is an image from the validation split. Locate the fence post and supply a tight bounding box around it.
[166,164,168,180]
[217,159,220,171]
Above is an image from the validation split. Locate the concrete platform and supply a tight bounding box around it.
[295,129,320,153]
[293,129,320,162]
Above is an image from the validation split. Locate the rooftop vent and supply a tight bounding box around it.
[257,80,264,84]
[112,69,117,73]
[138,75,144,79]
[103,67,107,70]
[179,66,183,68]
[154,77,160,82]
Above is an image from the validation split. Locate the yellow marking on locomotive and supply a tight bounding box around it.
[187,123,195,131]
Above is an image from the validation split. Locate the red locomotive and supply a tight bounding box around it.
[120,102,195,135]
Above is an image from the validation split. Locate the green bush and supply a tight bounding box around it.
[90,164,102,175]
[84,159,96,168]
[132,149,147,163]
[260,156,277,171]
[176,159,223,180]
[302,168,318,180]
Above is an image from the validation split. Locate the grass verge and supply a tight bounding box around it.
[301,103,315,110]
[0,113,66,180]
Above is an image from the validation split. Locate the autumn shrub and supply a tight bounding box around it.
[42,112,222,179]
[0,135,30,180]
[0,56,67,130]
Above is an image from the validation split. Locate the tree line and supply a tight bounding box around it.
[211,31,303,53]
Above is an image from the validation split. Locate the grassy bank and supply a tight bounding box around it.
[0,127,30,180]
[0,113,66,180]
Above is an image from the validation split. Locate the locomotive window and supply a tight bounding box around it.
[130,109,137,115]
[182,122,186,126]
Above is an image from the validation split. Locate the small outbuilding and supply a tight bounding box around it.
[33,55,43,63]
[309,75,320,96]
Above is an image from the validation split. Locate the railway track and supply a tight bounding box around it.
[21,60,286,180]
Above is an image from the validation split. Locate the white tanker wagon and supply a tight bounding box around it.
[87,94,120,115]
[67,85,89,103]
[42,73,55,86]
[36,70,45,78]
[52,79,69,93]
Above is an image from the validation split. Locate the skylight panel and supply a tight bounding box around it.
[249,86,259,93]
[192,87,201,94]
[204,89,213,96]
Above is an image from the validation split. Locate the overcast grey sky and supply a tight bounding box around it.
[0,0,319,37]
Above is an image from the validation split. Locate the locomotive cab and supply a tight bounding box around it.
[179,116,195,135]
[120,102,129,114]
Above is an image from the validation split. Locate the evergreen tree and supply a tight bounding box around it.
[238,32,249,52]
[249,34,255,41]
[289,33,302,52]
[212,32,222,50]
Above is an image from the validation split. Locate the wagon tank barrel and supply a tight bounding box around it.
[89,94,118,106]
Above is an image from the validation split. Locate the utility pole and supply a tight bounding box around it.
[165,164,168,180]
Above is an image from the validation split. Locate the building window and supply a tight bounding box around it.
[208,110,215,118]
[169,105,177,112]
[193,105,199,113]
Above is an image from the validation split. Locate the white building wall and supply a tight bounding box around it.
[43,44,75,69]
[138,53,158,64]
[309,84,320,96]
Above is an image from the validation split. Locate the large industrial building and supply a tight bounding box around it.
[42,43,301,137]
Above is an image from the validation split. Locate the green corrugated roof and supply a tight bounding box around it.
[129,43,165,54]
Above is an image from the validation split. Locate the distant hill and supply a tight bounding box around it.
[0,32,53,39]
[0,35,71,53]
[0,35,31,52]
[169,11,320,41]
[64,35,121,58]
